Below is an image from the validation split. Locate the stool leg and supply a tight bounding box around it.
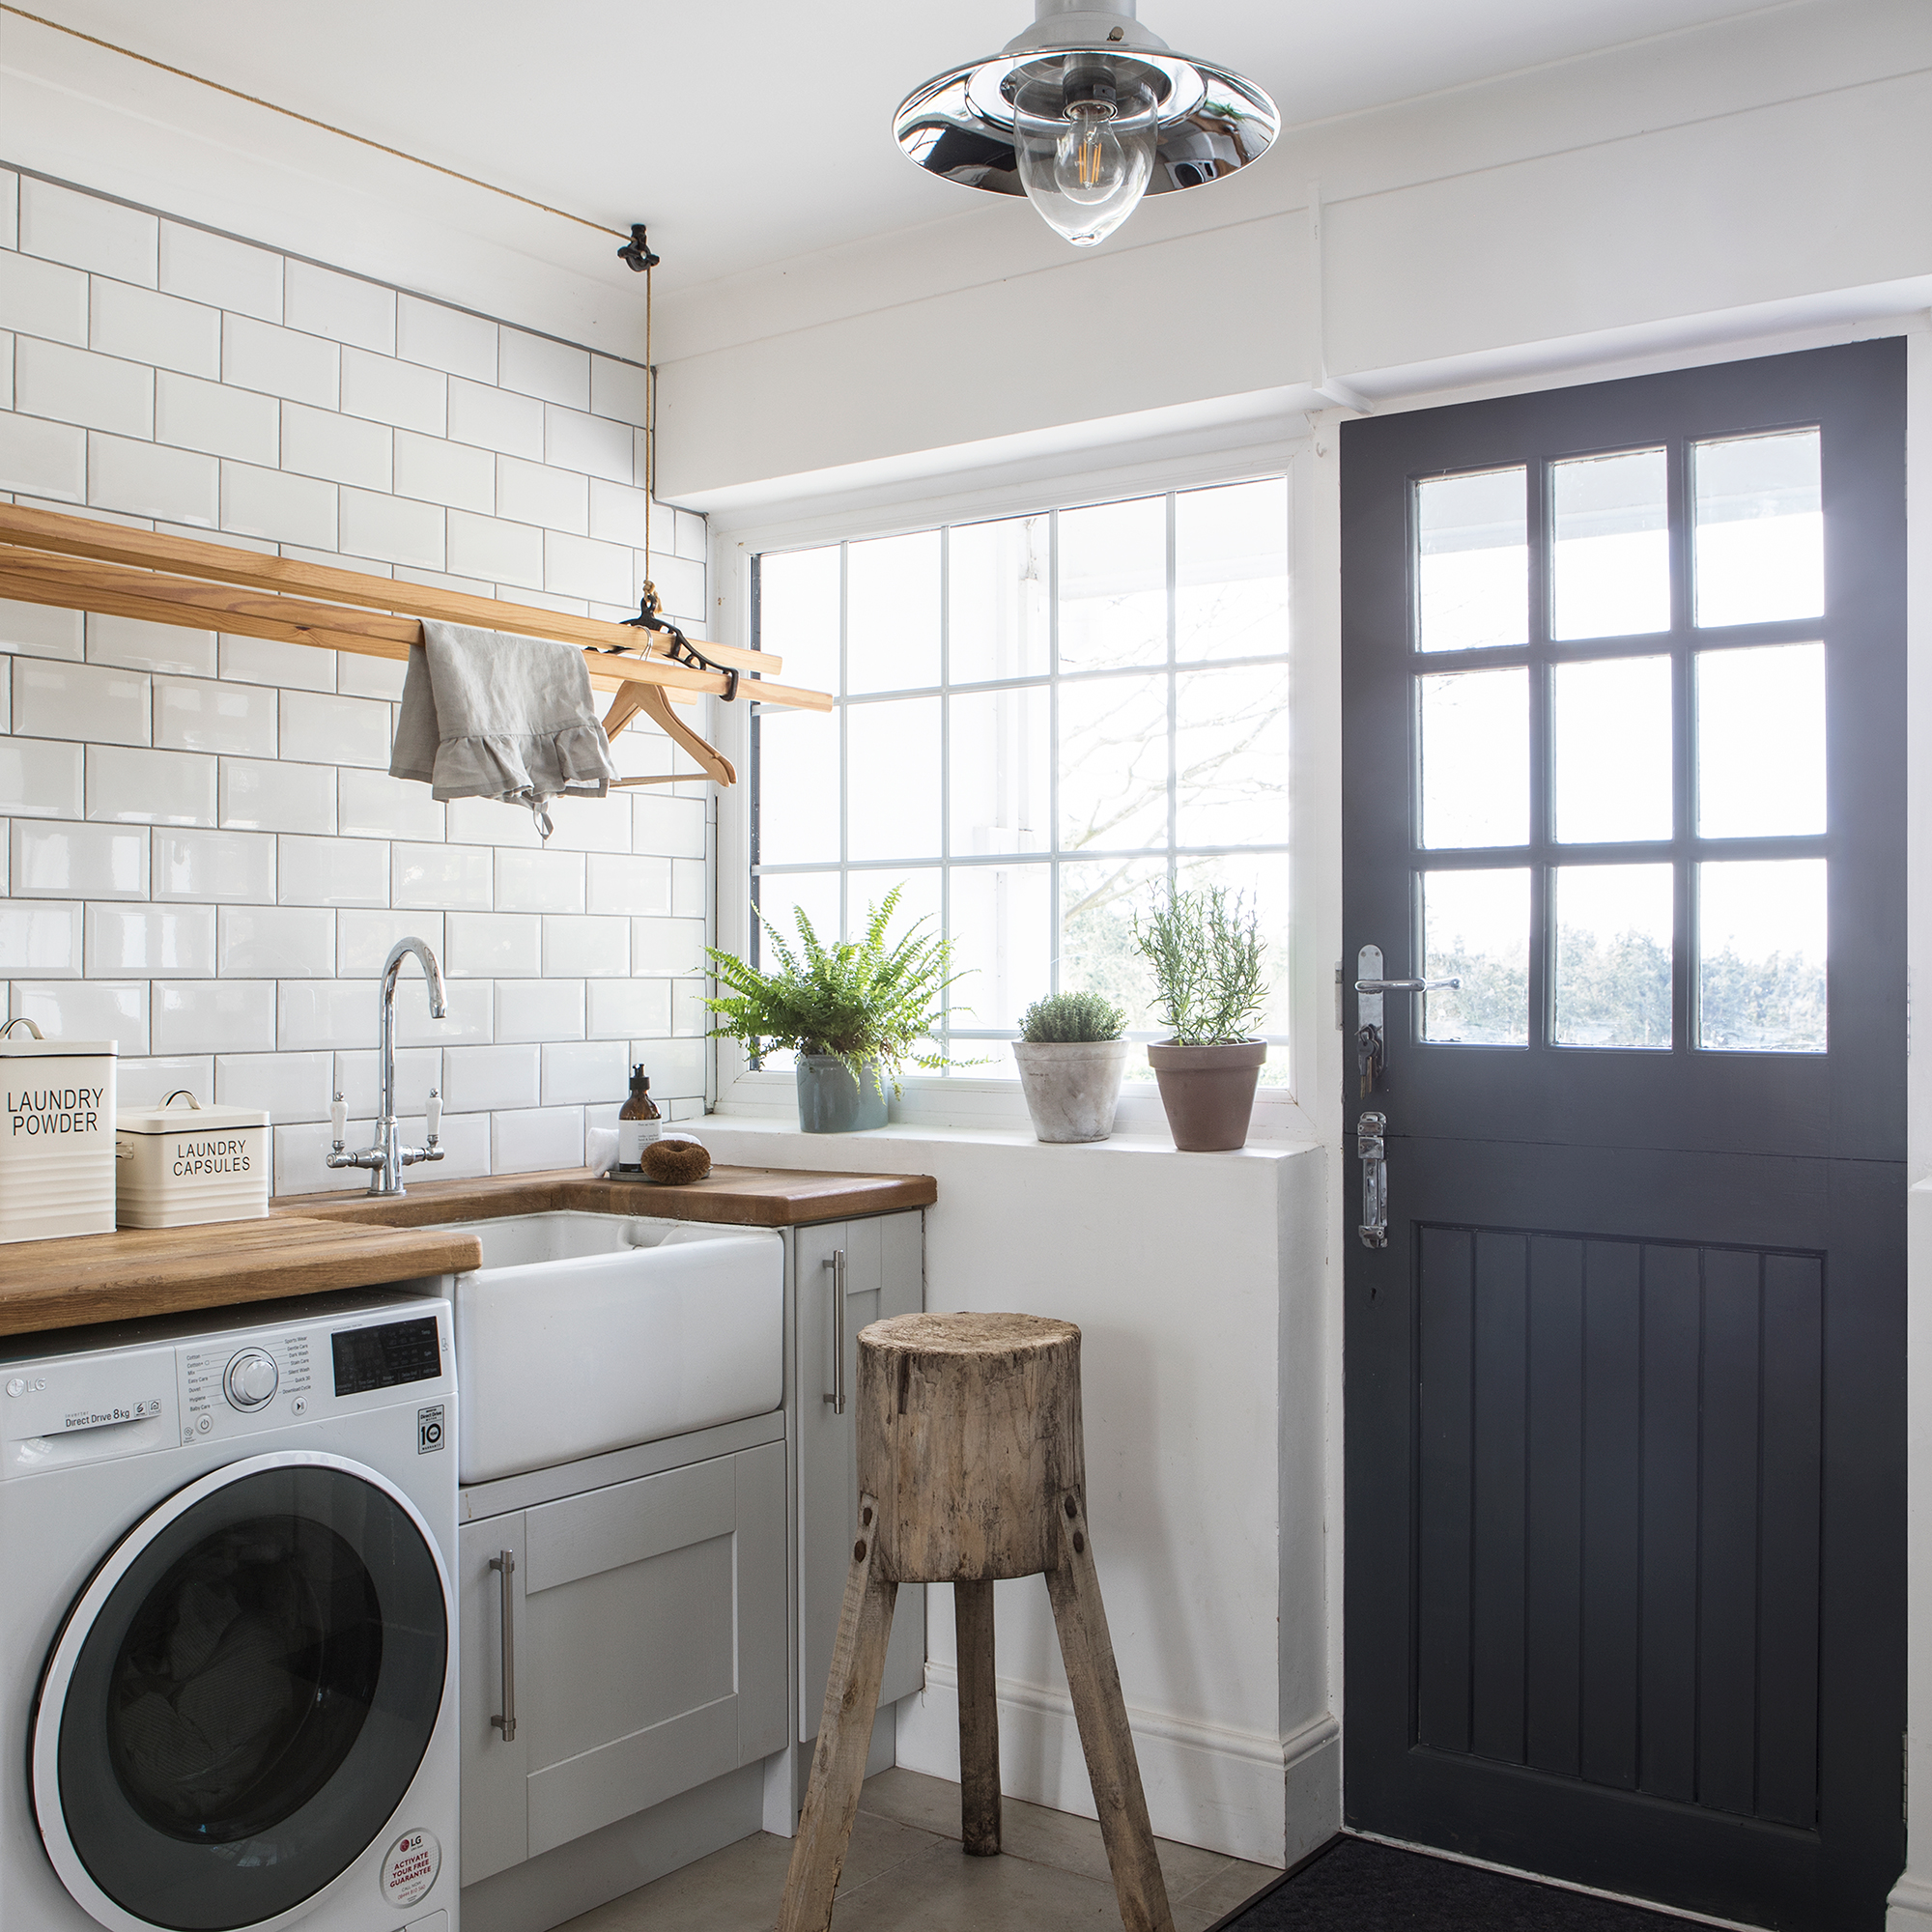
[1044,1492,1176,1932]
[778,1498,898,1932]
[954,1578,1002,1855]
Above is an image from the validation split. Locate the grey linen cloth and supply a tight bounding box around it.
[390,619,618,838]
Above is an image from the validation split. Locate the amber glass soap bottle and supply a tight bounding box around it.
[616,1065,663,1173]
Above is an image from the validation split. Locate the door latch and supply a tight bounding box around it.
[1357,1110,1388,1249]
[1352,944,1459,1096]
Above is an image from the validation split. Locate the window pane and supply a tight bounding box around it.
[749,869,841,1066]
[950,517,1049,684]
[1552,864,1673,1047]
[1416,468,1527,653]
[1059,673,1169,852]
[1176,665,1290,847]
[1175,478,1288,664]
[1060,856,1164,1038]
[949,863,1051,1036]
[847,531,940,693]
[1693,429,1823,628]
[1419,668,1528,849]
[951,686,1049,856]
[1177,850,1292,1048]
[1695,642,1826,838]
[754,704,839,866]
[847,697,940,861]
[1421,868,1531,1044]
[1699,859,1827,1052]
[1551,447,1668,640]
[1551,655,1672,844]
[1059,497,1166,671]
[757,546,839,696]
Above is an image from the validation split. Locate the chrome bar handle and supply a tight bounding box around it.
[489,1549,518,1742]
[1354,978,1462,994]
[823,1250,847,1414]
[1357,1111,1389,1250]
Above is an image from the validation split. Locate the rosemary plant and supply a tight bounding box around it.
[1133,885,1268,1045]
[1018,990,1127,1043]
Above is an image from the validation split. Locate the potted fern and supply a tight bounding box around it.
[1012,991,1129,1144]
[705,887,963,1133]
[1135,885,1269,1151]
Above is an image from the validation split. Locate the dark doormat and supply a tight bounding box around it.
[1211,1835,1694,1931]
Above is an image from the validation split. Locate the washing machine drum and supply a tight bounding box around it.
[33,1453,447,1932]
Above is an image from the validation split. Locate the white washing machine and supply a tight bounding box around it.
[0,1289,459,1932]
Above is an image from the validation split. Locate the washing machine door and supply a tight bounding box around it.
[32,1450,448,1932]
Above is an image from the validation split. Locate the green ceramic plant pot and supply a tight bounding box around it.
[795,1056,888,1133]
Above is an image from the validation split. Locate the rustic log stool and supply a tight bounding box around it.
[775,1312,1174,1932]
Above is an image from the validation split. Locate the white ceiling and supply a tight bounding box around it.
[13,0,1790,290]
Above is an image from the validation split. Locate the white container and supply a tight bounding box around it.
[116,1090,270,1230]
[0,1019,117,1244]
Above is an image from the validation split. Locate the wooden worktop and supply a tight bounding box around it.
[277,1164,938,1231]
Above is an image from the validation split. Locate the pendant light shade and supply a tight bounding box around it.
[895,0,1277,248]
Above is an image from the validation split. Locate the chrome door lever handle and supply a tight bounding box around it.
[1354,977,1461,994]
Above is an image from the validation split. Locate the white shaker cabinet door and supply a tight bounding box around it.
[459,1511,529,1887]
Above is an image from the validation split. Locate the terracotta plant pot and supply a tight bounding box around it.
[1146,1039,1267,1151]
[1012,1038,1130,1143]
[795,1056,888,1133]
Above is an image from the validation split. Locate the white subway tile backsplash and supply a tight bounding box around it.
[88,613,217,677]
[281,402,390,490]
[671,980,708,1036]
[542,1037,627,1107]
[156,372,280,465]
[87,745,216,826]
[446,510,543,588]
[339,487,443,570]
[672,857,706,917]
[285,263,396,355]
[498,329,587,409]
[586,851,671,916]
[589,357,651,429]
[155,978,275,1055]
[0,168,12,246]
[277,980,374,1052]
[393,842,490,910]
[279,834,389,909]
[12,980,147,1054]
[443,911,540,978]
[216,1049,332,1123]
[223,314,338,408]
[0,330,10,411]
[545,406,633,485]
[492,1104,583,1173]
[446,377,542,459]
[220,461,336,548]
[0,900,82,977]
[13,819,147,896]
[422,1106,491,1179]
[497,978,582,1043]
[446,796,541,849]
[86,904,214,978]
[90,431,220,527]
[218,753,336,833]
[333,1044,441,1118]
[338,768,442,840]
[586,478,653,549]
[396,977,489,1045]
[0,412,86,500]
[442,1042,540,1112]
[0,249,87,343]
[154,827,275,903]
[545,530,633,605]
[337,909,442,975]
[14,660,149,745]
[157,676,276,755]
[0,599,83,662]
[20,179,156,284]
[159,223,282,321]
[15,338,153,437]
[632,915,706,975]
[497,455,587,535]
[639,1037,707,1100]
[92,284,220,384]
[342,349,444,436]
[392,430,493,513]
[675,509,707,563]
[495,846,585,913]
[397,297,497,384]
[335,652,407,701]
[279,690,391,770]
[650,554,706,625]
[586,978,672,1038]
[218,634,335,692]
[0,739,84,818]
[273,1119,370,1194]
[119,1056,216,1109]
[543,913,628,977]
[218,905,334,978]
[543,793,633,855]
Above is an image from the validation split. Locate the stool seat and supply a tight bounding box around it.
[776,1311,1175,1932]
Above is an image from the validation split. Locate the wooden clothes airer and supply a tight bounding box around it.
[0,502,832,785]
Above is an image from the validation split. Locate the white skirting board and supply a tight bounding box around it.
[1889,1874,1932,1930]
[895,1664,1339,1870]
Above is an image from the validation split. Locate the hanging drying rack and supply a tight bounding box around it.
[0,502,829,787]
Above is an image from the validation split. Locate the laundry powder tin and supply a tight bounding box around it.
[0,1019,118,1244]
[116,1090,270,1229]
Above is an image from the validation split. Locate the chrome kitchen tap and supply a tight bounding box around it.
[327,937,447,1196]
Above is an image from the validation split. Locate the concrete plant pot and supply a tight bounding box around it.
[795,1055,888,1133]
[1012,1038,1130,1144]
[1146,1039,1267,1151]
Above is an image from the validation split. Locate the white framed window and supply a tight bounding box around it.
[744,475,1292,1088]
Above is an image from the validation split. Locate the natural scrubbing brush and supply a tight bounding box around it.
[641,1137,712,1184]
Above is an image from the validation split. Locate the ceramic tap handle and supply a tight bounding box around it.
[426,1090,442,1144]
[330,1093,346,1148]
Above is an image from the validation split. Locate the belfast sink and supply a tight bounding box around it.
[443,1211,784,1485]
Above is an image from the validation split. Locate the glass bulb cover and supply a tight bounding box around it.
[1009,59,1159,246]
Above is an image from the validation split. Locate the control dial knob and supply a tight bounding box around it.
[224,1350,279,1410]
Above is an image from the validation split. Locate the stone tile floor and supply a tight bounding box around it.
[558,1768,1280,1932]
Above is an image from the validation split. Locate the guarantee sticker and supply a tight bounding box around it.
[380,1827,440,1910]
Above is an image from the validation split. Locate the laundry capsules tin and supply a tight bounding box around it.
[116,1090,270,1229]
[0,1019,118,1244]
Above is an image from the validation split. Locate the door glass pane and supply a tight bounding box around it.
[1695,642,1826,838]
[1419,668,1528,849]
[950,517,1049,684]
[757,546,840,696]
[1698,858,1827,1051]
[846,697,940,861]
[1175,478,1288,664]
[1693,429,1824,628]
[1550,447,1668,639]
[1058,672,1169,852]
[1552,864,1673,1047]
[951,685,1049,856]
[754,704,839,866]
[1176,665,1291,846]
[1059,497,1166,671]
[1550,655,1672,843]
[949,862,1051,1037]
[1420,868,1530,1044]
[1060,855,1164,1037]
[1415,468,1527,653]
[847,531,940,693]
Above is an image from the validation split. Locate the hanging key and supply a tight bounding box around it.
[1356,1022,1384,1098]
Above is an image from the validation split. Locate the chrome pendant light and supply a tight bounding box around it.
[895,0,1278,248]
